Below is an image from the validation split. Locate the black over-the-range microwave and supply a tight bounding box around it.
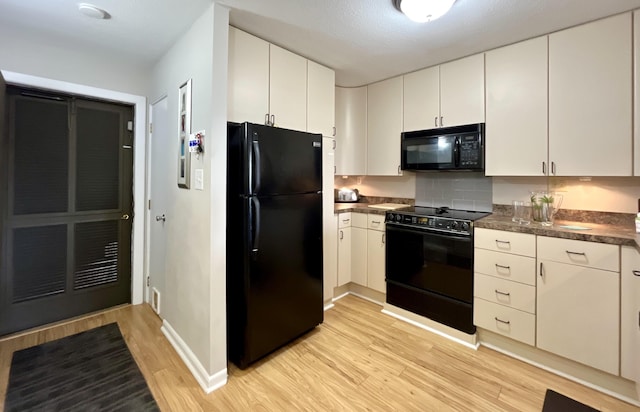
[400,123,485,172]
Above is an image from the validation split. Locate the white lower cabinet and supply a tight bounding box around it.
[474,298,536,346]
[621,246,640,382]
[537,238,620,376]
[351,213,368,287]
[367,215,386,293]
[337,214,352,287]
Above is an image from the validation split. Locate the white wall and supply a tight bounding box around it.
[149,2,229,381]
[335,175,416,199]
[0,25,149,96]
[493,177,640,213]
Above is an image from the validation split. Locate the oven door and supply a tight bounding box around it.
[401,135,457,171]
[385,223,473,303]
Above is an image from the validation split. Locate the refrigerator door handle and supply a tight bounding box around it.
[251,197,261,259]
[252,140,262,194]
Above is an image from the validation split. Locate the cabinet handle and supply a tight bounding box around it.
[339,230,343,240]
[333,140,336,150]
[540,262,544,278]
[398,165,401,175]
[271,114,275,127]
[495,264,510,270]
[334,166,336,174]
[633,270,640,277]
[565,250,586,257]
[551,161,556,175]
[495,240,510,246]
[265,113,270,126]
[382,234,385,244]
[372,220,380,224]
[542,161,546,175]
[342,219,350,223]
[440,116,444,127]
[494,317,510,325]
[494,289,511,297]
[332,126,336,137]
[435,116,438,127]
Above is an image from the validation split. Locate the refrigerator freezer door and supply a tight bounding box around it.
[244,123,322,196]
[239,192,323,367]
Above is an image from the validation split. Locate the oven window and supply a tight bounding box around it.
[405,137,453,165]
[386,225,473,303]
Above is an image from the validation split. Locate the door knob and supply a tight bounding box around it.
[155,214,166,222]
[121,214,130,220]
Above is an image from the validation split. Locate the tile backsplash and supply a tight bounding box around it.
[415,172,493,212]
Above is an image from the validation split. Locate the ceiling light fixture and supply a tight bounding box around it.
[78,3,111,20]
[393,0,456,23]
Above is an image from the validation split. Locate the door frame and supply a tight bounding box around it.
[0,70,147,305]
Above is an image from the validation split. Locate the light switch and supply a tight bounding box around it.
[195,169,204,191]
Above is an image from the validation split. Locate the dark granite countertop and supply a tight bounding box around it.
[475,214,639,248]
[333,197,413,215]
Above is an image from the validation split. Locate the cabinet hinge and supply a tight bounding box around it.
[146,276,150,287]
[148,199,151,210]
[149,123,153,133]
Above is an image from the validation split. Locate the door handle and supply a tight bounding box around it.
[121,214,130,220]
[251,197,261,259]
[155,214,165,222]
[252,140,261,194]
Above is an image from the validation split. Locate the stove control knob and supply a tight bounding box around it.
[451,221,459,230]
[387,213,394,222]
[461,222,470,231]
[396,214,402,222]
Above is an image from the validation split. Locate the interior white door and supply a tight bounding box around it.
[148,97,169,315]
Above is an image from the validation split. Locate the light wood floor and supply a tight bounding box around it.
[1,295,638,411]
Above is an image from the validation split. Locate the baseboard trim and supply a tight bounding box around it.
[161,320,227,394]
[381,305,479,350]
[323,302,335,311]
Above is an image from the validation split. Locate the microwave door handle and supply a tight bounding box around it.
[454,137,460,167]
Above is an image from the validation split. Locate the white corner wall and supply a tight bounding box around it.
[0,25,149,96]
[150,2,229,391]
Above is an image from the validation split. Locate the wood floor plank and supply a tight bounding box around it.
[1,294,638,412]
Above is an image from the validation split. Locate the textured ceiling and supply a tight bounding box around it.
[2,0,640,87]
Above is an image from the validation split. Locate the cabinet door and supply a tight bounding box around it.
[485,37,548,176]
[322,137,337,302]
[367,229,386,293]
[351,227,368,286]
[335,86,367,175]
[549,13,632,176]
[621,246,640,382]
[367,77,403,176]
[269,44,307,131]
[228,27,269,124]
[403,66,440,132]
[307,61,335,137]
[439,54,485,128]
[337,227,351,287]
[537,260,620,375]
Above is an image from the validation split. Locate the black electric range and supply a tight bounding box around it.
[384,206,491,334]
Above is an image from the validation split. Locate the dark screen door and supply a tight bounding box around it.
[0,86,134,336]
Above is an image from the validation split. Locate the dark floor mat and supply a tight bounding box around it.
[4,323,159,411]
[542,389,599,412]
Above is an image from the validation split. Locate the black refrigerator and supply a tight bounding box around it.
[226,122,323,369]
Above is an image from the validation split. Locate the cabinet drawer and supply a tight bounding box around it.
[352,212,368,228]
[474,228,536,257]
[367,215,385,231]
[474,248,536,286]
[474,298,536,346]
[338,213,352,228]
[474,273,536,314]
[537,236,619,272]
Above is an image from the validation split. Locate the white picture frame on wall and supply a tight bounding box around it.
[177,79,192,188]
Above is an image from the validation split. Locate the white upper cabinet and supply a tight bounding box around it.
[403,54,484,132]
[549,13,632,176]
[367,76,403,176]
[269,44,308,132]
[403,66,439,132]
[335,86,367,176]
[439,53,485,128]
[307,60,336,137]
[485,37,548,176]
[634,11,640,176]
[227,27,270,124]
